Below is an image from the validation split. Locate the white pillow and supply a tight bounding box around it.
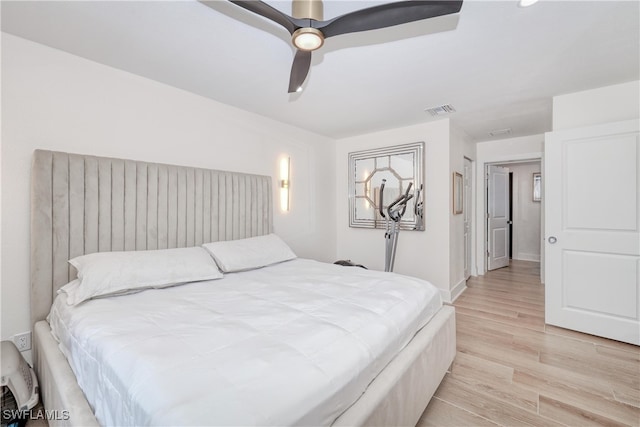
[202,234,296,273]
[65,247,223,305]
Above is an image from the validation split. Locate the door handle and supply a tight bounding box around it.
[548,236,558,244]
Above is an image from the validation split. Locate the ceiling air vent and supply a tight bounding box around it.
[488,128,512,137]
[425,104,456,117]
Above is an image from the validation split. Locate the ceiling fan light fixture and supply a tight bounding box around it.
[292,27,324,51]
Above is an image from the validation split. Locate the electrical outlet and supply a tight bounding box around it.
[13,331,31,352]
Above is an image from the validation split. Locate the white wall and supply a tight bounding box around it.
[335,120,454,299]
[496,161,541,262]
[1,34,337,345]
[553,81,640,130]
[475,134,544,274]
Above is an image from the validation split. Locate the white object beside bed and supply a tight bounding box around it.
[48,259,442,426]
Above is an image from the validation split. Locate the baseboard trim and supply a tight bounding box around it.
[439,289,452,304]
[451,279,467,302]
[514,253,541,262]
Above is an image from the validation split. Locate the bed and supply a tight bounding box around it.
[30,149,456,426]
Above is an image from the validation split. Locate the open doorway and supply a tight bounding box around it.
[486,160,542,273]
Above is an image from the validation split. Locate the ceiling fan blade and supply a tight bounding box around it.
[228,0,300,34]
[315,1,463,38]
[288,50,312,93]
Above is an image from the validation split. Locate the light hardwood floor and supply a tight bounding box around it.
[418,260,640,427]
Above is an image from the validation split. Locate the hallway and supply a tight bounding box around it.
[419,260,640,426]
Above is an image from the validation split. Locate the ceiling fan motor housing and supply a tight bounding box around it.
[292,0,323,20]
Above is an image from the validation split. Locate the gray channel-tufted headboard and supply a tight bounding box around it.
[31,150,273,324]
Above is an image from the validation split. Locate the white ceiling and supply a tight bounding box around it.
[2,0,639,141]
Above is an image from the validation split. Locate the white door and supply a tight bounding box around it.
[464,158,472,279]
[487,165,510,271]
[545,119,640,345]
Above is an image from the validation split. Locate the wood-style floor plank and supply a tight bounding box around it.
[418,397,500,427]
[418,260,640,427]
[538,395,630,427]
[432,376,565,427]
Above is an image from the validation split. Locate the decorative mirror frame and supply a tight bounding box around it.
[348,142,425,231]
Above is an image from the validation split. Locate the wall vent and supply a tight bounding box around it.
[488,128,512,137]
[425,104,456,117]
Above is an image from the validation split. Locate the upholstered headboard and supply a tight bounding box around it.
[31,150,273,324]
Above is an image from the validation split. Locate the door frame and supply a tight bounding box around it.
[463,157,474,280]
[476,152,543,276]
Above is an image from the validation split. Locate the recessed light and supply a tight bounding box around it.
[296,86,303,93]
[519,0,540,7]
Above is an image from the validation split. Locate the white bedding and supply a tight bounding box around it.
[48,259,442,426]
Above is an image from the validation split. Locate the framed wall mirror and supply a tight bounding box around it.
[453,172,463,215]
[533,172,542,201]
[348,142,425,230]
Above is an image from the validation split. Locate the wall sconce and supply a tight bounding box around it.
[280,157,290,212]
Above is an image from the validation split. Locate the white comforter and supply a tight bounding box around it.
[48,259,442,426]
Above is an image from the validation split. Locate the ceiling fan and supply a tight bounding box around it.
[224,0,463,93]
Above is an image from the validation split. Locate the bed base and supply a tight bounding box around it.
[34,306,455,427]
[33,322,98,427]
[333,305,456,426]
